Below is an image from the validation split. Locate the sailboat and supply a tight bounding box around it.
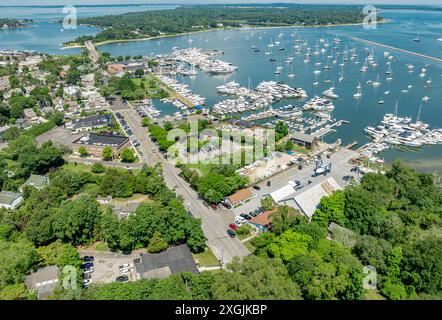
[386,66,393,81]
[323,56,331,70]
[353,82,362,99]
[287,64,295,78]
[313,74,319,86]
[413,33,420,42]
[438,34,442,42]
[338,65,344,82]
[372,74,381,87]
[378,94,385,104]
[360,58,368,72]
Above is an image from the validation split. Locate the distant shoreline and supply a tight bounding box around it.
[62,19,387,50]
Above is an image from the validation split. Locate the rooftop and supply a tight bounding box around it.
[227,188,253,205]
[0,191,23,205]
[289,131,318,144]
[24,265,59,300]
[69,114,111,130]
[22,174,49,189]
[73,133,129,148]
[134,244,199,279]
[294,177,341,218]
[250,210,275,227]
[270,184,297,203]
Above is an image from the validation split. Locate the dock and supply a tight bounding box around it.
[312,120,349,139]
[352,37,442,63]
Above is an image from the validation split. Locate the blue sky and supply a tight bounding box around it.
[2,1,441,6]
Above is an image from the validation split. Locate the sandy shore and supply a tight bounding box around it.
[62,19,387,50]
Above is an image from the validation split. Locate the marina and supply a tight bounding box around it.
[1,6,442,171]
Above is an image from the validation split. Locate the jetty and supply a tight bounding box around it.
[352,37,442,63]
[312,120,349,138]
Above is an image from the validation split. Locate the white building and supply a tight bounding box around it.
[269,177,341,220]
[0,191,24,210]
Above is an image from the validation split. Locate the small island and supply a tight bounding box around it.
[65,4,383,47]
[0,18,32,30]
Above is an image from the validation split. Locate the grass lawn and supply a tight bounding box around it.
[291,145,310,155]
[185,162,215,177]
[365,289,386,300]
[243,239,256,253]
[192,247,220,267]
[110,194,151,205]
[62,162,93,173]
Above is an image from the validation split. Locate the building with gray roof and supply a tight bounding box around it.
[133,244,199,280]
[24,265,59,300]
[20,174,49,191]
[0,191,24,210]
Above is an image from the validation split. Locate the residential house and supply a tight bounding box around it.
[289,132,319,150]
[23,108,39,125]
[24,266,59,300]
[97,195,112,204]
[224,188,253,208]
[107,63,124,75]
[113,202,140,219]
[0,191,24,210]
[0,76,10,91]
[20,174,49,191]
[133,245,199,280]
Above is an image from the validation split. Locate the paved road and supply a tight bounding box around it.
[110,97,249,266]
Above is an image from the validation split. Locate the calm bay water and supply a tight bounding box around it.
[0,6,441,171]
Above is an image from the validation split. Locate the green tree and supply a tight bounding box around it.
[0,239,38,289]
[102,146,113,160]
[91,163,105,173]
[212,256,302,300]
[120,148,136,163]
[260,196,276,211]
[52,195,101,245]
[147,232,168,253]
[313,190,347,227]
[78,146,88,157]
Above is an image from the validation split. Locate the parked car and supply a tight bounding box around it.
[252,185,261,191]
[82,262,94,269]
[119,263,133,270]
[343,175,355,181]
[267,181,271,187]
[83,273,92,279]
[229,223,238,232]
[250,211,259,217]
[227,229,237,238]
[83,279,92,285]
[210,203,217,210]
[235,215,246,223]
[84,268,94,274]
[240,213,252,220]
[116,275,129,282]
[234,220,242,227]
[81,256,94,262]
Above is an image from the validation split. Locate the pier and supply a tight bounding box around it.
[352,37,442,63]
[312,120,349,139]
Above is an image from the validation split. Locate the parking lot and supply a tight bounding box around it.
[223,148,360,219]
[36,126,82,147]
[79,250,140,285]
